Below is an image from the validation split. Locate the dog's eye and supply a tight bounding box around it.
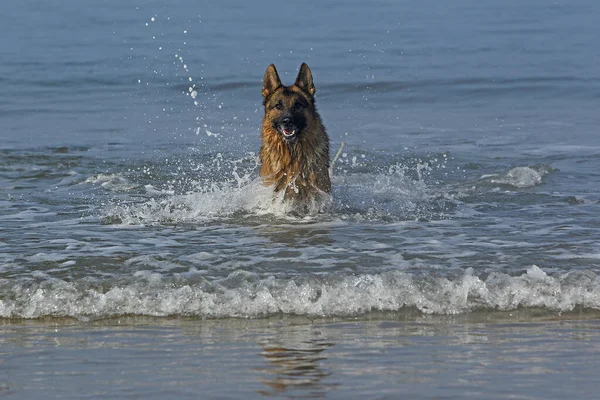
[274,102,283,110]
[293,102,305,110]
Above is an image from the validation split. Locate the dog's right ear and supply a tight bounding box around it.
[262,64,282,98]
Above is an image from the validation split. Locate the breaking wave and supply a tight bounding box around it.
[1,266,599,320]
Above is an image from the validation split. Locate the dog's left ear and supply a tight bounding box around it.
[295,63,315,97]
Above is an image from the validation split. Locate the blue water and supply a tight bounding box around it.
[1,0,600,398]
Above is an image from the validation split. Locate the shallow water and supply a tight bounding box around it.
[1,0,600,398]
[2,316,600,399]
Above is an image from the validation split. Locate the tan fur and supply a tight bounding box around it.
[259,64,331,205]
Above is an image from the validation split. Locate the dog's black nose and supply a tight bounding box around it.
[281,117,291,126]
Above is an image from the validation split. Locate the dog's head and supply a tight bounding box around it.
[261,63,316,143]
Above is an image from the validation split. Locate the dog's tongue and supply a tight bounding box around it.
[282,127,295,137]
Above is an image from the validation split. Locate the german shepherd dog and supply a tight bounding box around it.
[259,63,331,211]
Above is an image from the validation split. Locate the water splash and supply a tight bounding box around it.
[96,150,457,225]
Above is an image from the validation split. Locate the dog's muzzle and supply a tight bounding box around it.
[277,117,297,140]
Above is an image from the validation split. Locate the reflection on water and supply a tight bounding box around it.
[257,332,335,397]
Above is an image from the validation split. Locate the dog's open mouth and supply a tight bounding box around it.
[278,125,297,139]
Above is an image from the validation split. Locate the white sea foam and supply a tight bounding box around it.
[85,173,139,191]
[488,165,552,188]
[1,266,599,320]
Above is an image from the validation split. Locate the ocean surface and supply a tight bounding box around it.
[1,0,600,398]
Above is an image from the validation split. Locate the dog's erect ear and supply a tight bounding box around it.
[262,64,282,98]
[295,63,315,96]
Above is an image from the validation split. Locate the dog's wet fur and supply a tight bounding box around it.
[259,63,331,210]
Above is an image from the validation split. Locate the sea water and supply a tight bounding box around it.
[1,0,600,398]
